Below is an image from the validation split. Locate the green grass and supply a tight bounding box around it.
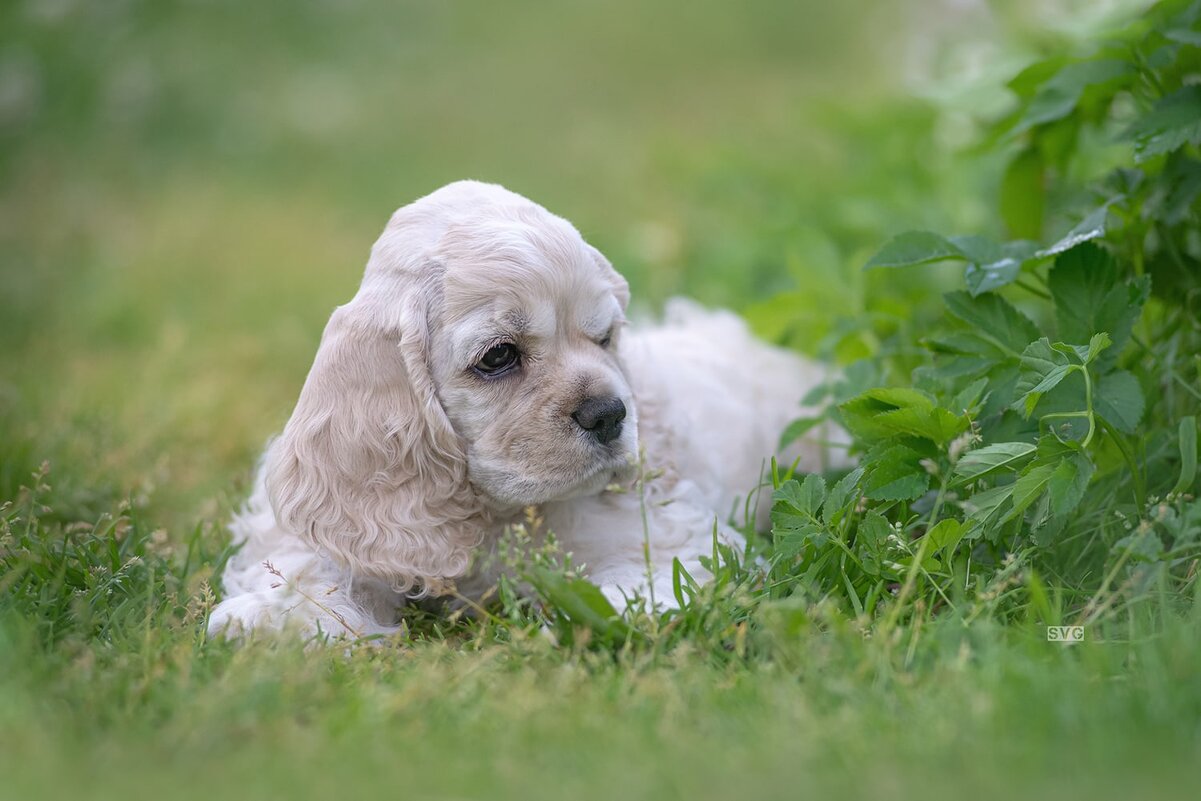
[2,487,1199,799]
[3,1,1199,799]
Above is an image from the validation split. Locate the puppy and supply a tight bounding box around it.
[208,181,837,639]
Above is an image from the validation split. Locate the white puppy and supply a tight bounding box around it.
[208,181,837,639]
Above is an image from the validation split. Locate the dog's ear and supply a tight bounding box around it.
[588,245,629,311]
[264,264,484,596]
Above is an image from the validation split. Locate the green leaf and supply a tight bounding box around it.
[1046,450,1095,518]
[1049,243,1146,360]
[839,387,967,446]
[772,475,828,521]
[964,257,1022,297]
[999,148,1045,240]
[951,377,990,417]
[823,467,865,529]
[963,483,1015,539]
[1013,339,1074,417]
[1094,370,1144,434]
[771,475,829,557]
[1015,59,1131,132]
[942,236,1041,297]
[952,441,1037,485]
[948,234,1005,266]
[1174,417,1198,496]
[1121,86,1201,162]
[1083,333,1112,365]
[925,519,965,558]
[779,416,822,450]
[874,406,968,446]
[925,331,1009,361]
[773,523,823,559]
[865,231,965,269]
[863,444,930,502]
[797,474,828,516]
[879,233,1038,297]
[943,291,1041,356]
[840,386,970,444]
[1007,55,1069,100]
[1037,205,1110,257]
[856,511,891,577]
[1008,462,1058,520]
[529,568,635,642]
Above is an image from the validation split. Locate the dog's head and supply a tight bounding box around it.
[264,181,636,593]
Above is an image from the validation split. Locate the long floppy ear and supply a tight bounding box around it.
[588,245,629,311]
[264,272,485,595]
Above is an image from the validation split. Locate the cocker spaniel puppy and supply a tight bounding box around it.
[208,181,838,639]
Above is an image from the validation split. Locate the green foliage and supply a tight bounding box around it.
[778,0,1201,625]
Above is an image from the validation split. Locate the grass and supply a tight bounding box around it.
[3,1,1199,798]
[3,488,1199,799]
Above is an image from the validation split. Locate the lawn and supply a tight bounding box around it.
[2,1,1200,798]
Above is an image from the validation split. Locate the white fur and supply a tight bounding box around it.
[208,181,842,639]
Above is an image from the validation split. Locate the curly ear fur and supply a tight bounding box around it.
[265,253,486,596]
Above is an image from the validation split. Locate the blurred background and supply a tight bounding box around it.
[0,0,1148,530]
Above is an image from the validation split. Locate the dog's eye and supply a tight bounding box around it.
[476,343,520,376]
[599,331,613,348]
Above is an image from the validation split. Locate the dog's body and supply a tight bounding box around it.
[208,181,836,639]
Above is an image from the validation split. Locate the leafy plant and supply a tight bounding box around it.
[764,0,1201,627]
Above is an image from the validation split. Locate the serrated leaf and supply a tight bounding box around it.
[865,231,965,269]
[1037,205,1111,257]
[839,387,966,446]
[1049,243,1146,361]
[1046,450,1094,518]
[944,291,1041,356]
[1094,370,1144,434]
[1121,86,1201,162]
[952,441,1037,485]
[772,475,827,521]
[772,476,828,557]
[863,444,930,502]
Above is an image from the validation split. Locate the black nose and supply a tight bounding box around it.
[571,396,626,444]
